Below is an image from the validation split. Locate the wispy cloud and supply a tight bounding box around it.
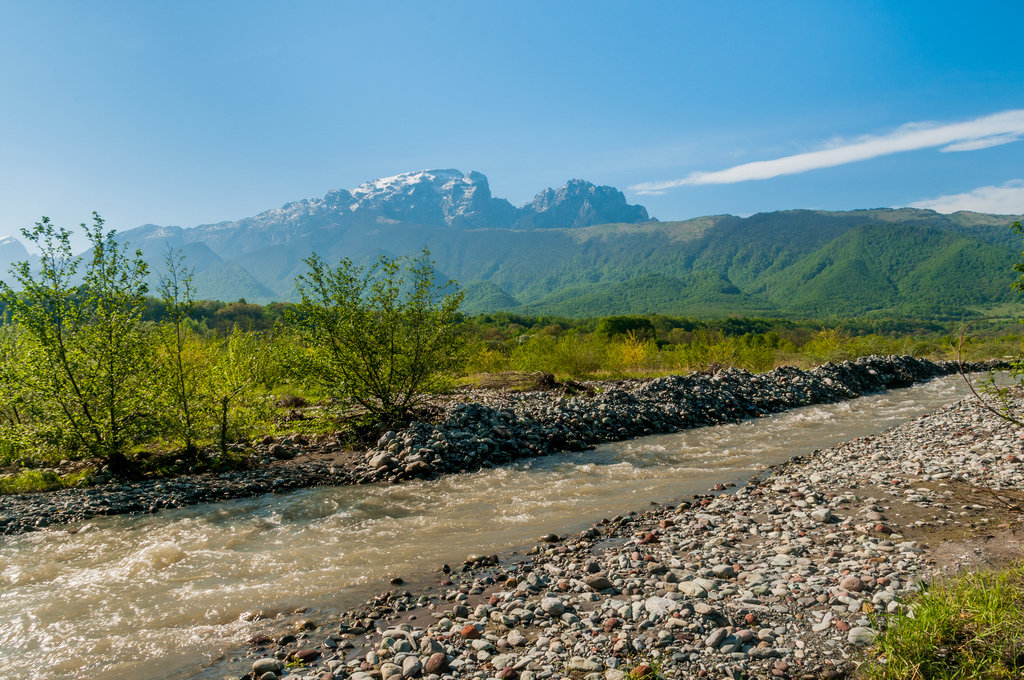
[909,180,1024,215]
[630,109,1024,194]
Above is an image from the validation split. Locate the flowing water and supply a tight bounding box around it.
[0,376,974,679]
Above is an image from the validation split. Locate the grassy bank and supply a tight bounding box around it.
[861,562,1024,679]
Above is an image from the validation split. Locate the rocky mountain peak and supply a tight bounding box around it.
[518,178,650,229]
[338,169,516,229]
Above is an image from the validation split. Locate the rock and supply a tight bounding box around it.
[644,597,676,616]
[424,653,449,674]
[461,624,482,639]
[705,627,728,648]
[711,564,735,578]
[402,656,422,677]
[369,453,394,469]
[294,649,320,663]
[405,461,432,476]
[269,444,295,460]
[630,664,654,679]
[584,575,613,591]
[253,658,283,676]
[694,602,719,616]
[540,597,566,616]
[811,508,832,522]
[259,672,278,680]
[677,581,708,598]
[420,637,445,655]
[848,626,878,645]
[569,657,603,672]
[840,576,865,592]
[506,630,527,647]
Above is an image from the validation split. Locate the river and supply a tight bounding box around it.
[0,375,973,679]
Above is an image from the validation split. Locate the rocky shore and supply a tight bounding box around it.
[231,382,1024,680]
[0,356,997,535]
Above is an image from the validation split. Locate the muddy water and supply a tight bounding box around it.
[0,376,973,680]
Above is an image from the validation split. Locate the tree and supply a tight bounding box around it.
[595,315,656,341]
[210,326,272,455]
[959,220,1024,425]
[291,248,468,422]
[0,214,152,471]
[156,245,207,457]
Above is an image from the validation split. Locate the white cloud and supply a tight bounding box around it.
[630,109,1024,194]
[909,180,1024,215]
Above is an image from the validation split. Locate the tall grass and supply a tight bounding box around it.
[863,563,1024,679]
[463,326,1002,382]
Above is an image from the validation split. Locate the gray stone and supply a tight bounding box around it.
[540,597,565,616]
[705,627,728,648]
[402,656,422,677]
[848,626,878,645]
[569,658,603,672]
[253,659,282,676]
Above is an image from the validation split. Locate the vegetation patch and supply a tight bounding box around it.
[862,563,1024,679]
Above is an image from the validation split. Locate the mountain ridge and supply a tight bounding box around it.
[1,170,1022,318]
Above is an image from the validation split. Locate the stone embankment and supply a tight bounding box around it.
[0,356,997,535]
[234,387,1024,680]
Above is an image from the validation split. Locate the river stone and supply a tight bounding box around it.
[540,597,565,616]
[294,649,320,663]
[705,627,728,648]
[451,604,470,619]
[420,637,445,654]
[402,656,422,677]
[841,576,865,592]
[369,452,394,469]
[644,597,676,616]
[694,602,719,616]
[461,624,482,639]
[711,564,735,578]
[811,508,832,522]
[253,659,283,676]
[677,581,708,597]
[425,653,449,674]
[259,673,277,680]
[584,575,613,590]
[569,657,603,672]
[507,630,527,647]
[848,626,878,645]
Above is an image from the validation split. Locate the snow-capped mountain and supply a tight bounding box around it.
[0,170,653,301]
[117,170,651,259]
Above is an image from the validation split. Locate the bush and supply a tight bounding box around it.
[291,248,468,422]
[0,214,152,473]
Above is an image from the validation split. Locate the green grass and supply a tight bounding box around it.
[862,563,1024,679]
[0,468,93,494]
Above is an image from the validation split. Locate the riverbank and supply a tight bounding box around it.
[229,386,1024,680]
[0,356,998,536]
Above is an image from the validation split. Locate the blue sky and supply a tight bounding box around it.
[1,1,1022,246]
